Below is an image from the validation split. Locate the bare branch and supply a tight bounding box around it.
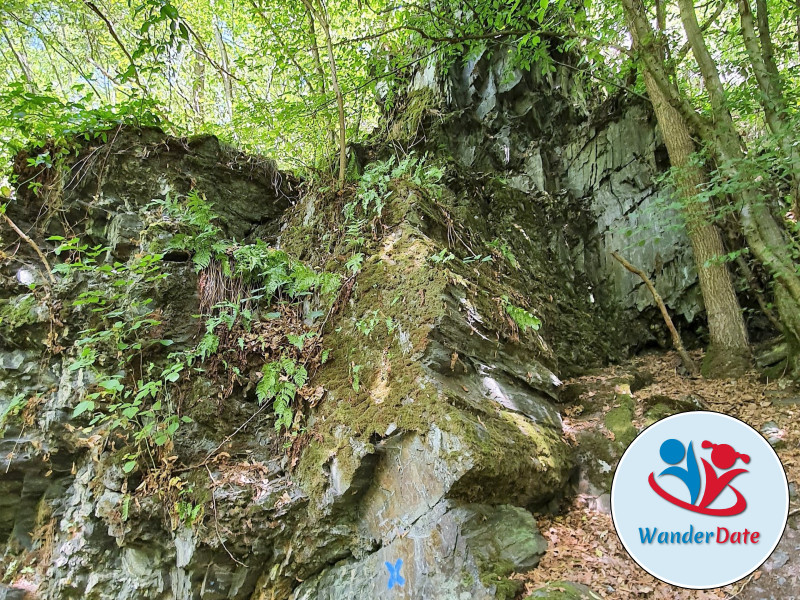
[612,251,699,375]
[1,211,56,285]
[83,1,145,91]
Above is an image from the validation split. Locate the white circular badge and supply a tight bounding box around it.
[611,411,788,589]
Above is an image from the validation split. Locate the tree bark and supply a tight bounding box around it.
[621,0,751,377]
[647,72,751,376]
[677,0,800,374]
[738,0,800,214]
[620,0,713,140]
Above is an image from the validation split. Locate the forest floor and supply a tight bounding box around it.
[515,351,800,600]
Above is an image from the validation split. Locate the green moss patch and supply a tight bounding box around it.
[604,394,636,448]
[526,581,602,599]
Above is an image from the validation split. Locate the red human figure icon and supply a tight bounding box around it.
[698,441,750,510]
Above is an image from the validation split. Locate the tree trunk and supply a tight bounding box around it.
[211,10,233,122]
[645,71,751,376]
[303,5,339,152]
[738,0,800,215]
[620,0,751,376]
[677,0,800,374]
[191,46,206,127]
[302,0,347,189]
[1,28,36,90]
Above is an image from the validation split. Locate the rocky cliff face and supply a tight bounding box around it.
[1,53,701,600]
[395,48,702,341]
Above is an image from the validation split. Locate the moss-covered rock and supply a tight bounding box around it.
[278,154,578,598]
[604,394,637,448]
[526,581,602,599]
[573,430,619,495]
[462,505,548,599]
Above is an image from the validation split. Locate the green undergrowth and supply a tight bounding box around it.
[0,294,39,345]
[50,189,339,478]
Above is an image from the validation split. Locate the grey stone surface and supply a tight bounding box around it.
[412,46,703,345]
[0,125,575,600]
[0,43,723,600]
[295,502,546,600]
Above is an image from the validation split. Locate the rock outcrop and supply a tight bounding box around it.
[393,47,704,347]
[0,50,705,600]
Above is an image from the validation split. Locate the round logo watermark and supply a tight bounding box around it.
[611,411,788,589]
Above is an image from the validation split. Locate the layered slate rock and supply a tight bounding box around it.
[1,129,306,600]
[273,162,584,598]
[0,43,715,595]
[389,46,706,348]
[2,128,577,600]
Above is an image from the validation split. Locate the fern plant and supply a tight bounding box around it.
[151,190,228,271]
[256,357,309,431]
[502,295,541,332]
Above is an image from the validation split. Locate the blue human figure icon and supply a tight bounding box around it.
[658,438,701,505]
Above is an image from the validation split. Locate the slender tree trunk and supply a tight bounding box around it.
[677,0,800,374]
[1,28,36,90]
[210,5,233,122]
[304,3,341,168]
[646,79,751,374]
[321,19,347,189]
[302,0,346,188]
[738,0,800,214]
[191,46,206,126]
[304,6,327,97]
[622,0,752,376]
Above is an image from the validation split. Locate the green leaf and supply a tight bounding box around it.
[72,400,95,418]
[99,379,124,393]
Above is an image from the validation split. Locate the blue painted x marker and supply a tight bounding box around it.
[385,558,405,590]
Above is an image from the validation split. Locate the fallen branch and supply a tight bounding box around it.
[725,571,755,599]
[1,212,56,285]
[611,251,699,376]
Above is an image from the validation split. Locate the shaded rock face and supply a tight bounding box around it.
[1,127,580,600]
[402,47,703,346]
[9,127,295,249]
[1,130,306,600]
[0,53,701,598]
